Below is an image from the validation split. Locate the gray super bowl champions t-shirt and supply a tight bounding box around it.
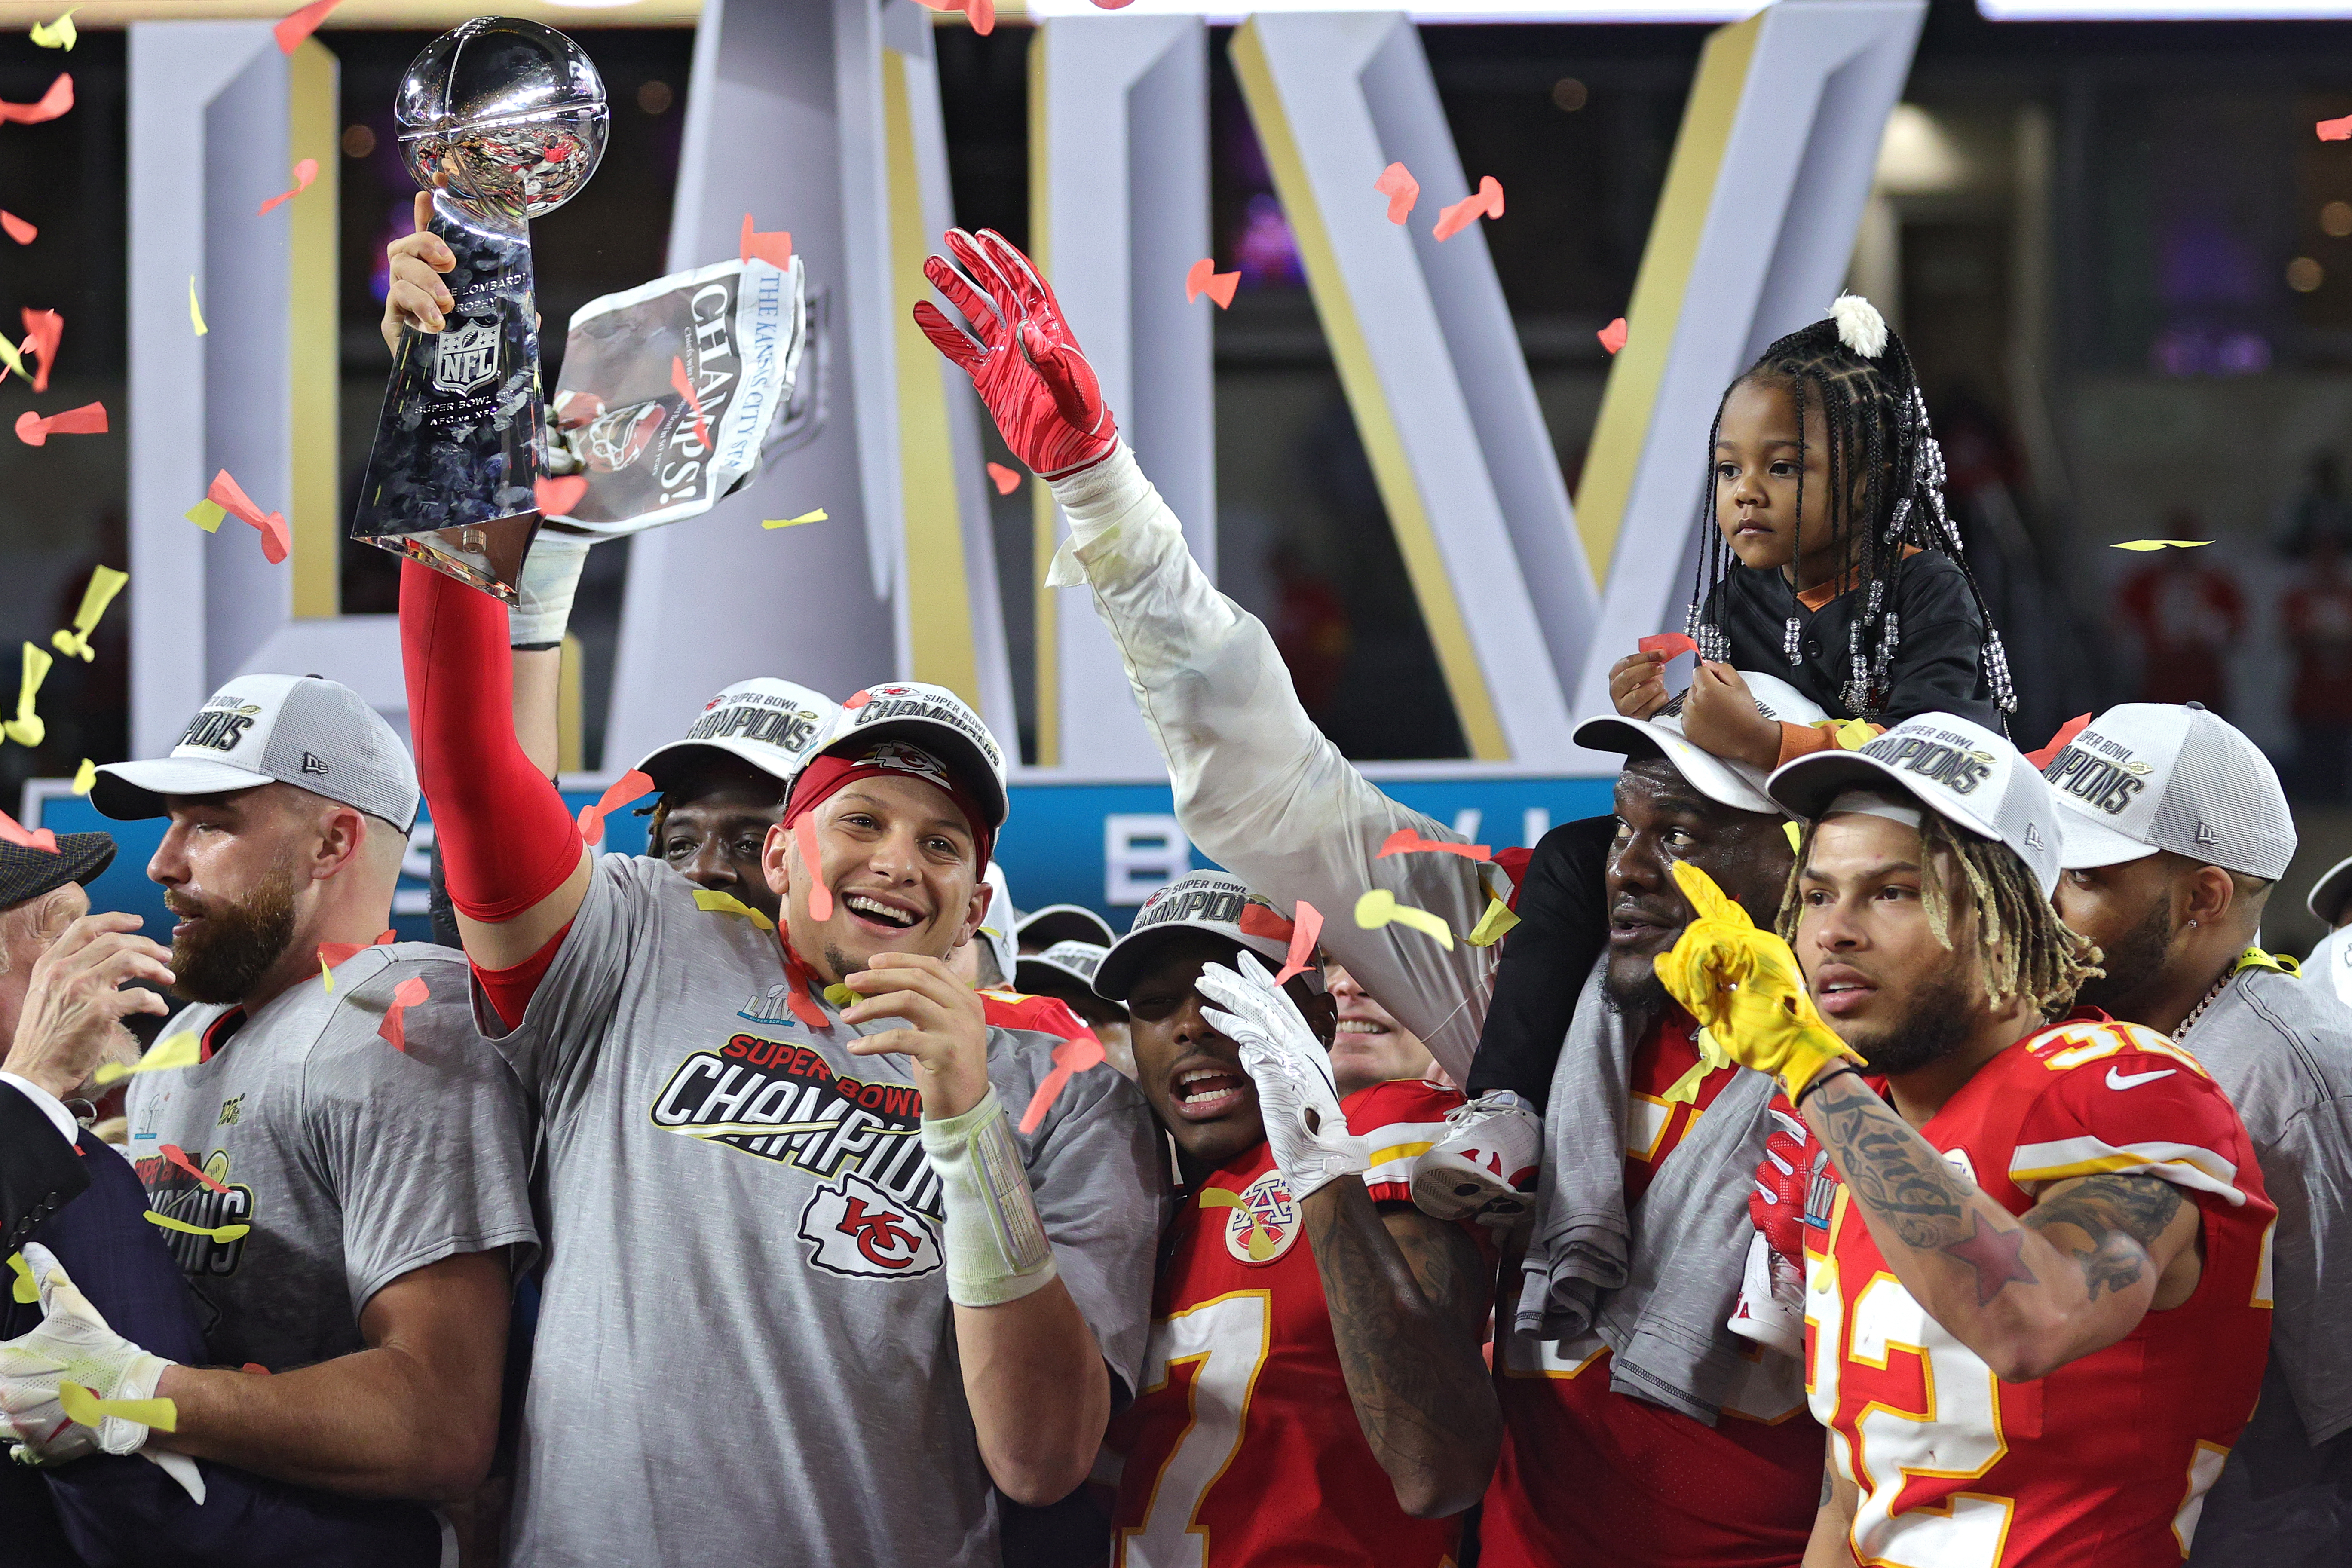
[125,943,539,1372]
[486,854,1165,1568]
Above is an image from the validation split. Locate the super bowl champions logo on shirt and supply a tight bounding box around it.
[650,1033,945,1281]
[134,1146,254,1277]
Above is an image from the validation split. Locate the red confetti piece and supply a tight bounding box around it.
[257,157,318,217]
[14,401,102,447]
[986,462,1020,496]
[842,689,872,710]
[1433,175,1504,243]
[1236,903,1294,945]
[1271,900,1323,987]
[670,355,710,449]
[2321,114,2352,142]
[317,929,396,970]
[1374,161,1420,225]
[794,817,833,922]
[0,74,71,125]
[577,769,655,846]
[18,397,94,440]
[159,1144,230,1195]
[1018,1029,1107,1135]
[1599,317,1629,355]
[378,975,428,1054]
[241,1363,270,1375]
[20,308,59,392]
[738,213,793,271]
[1184,257,1239,309]
[782,951,829,1031]
[273,0,342,53]
[1638,632,1697,661]
[2024,713,2092,772]
[911,0,993,32]
[534,474,588,518]
[0,211,34,246]
[1377,828,1492,864]
[208,469,290,564]
[0,805,58,854]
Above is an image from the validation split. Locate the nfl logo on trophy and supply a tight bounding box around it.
[431,318,502,398]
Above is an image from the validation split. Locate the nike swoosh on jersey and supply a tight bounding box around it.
[2107,1065,2177,1090]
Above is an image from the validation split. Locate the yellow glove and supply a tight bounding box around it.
[1654,861,1864,1101]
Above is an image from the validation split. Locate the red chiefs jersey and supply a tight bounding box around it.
[1482,1009,1824,1568]
[1806,1014,2276,1567]
[1103,1078,1480,1568]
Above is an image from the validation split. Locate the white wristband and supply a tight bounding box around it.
[508,529,594,649]
[921,1087,1057,1308]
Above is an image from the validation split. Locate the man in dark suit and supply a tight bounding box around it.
[0,832,170,1254]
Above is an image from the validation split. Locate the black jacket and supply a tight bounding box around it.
[1712,550,2001,730]
[0,1082,88,1255]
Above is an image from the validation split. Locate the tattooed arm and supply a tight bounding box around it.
[1296,1183,1500,1518]
[1802,1453,1859,1568]
[1798,1072,2204,1382]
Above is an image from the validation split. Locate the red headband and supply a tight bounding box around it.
[783,750,995,873]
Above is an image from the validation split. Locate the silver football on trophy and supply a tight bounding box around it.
[394,17,608,217]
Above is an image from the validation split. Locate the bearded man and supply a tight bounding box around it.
[0,674,537,1565]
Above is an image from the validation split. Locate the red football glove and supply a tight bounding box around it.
[913,228,1118,480]
[1749,1096,1816,1271]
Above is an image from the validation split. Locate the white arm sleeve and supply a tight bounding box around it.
[1052,444,1501,1081]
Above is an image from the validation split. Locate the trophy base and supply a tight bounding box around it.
[365,513,541,604]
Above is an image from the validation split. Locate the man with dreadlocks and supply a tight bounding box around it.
[1662,712,2276,1567]
[1611,295,2015,773]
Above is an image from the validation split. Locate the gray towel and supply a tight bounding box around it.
[1515,958,1784,1427]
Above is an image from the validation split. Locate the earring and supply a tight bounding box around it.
[2189,919,2199,929]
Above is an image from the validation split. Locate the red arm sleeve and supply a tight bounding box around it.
[400,559,584,925]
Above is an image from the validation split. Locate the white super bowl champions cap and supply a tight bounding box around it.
[2039,703,2295,882]
[975,861,1017,983]
[1093,870,1300,1002]
[1769,711,2064,896]
[634,678,837,796]
[819,682,1009,829]
[93,673,420,833]
[1574,669,1832,817]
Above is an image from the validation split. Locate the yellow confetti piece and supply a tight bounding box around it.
[29,10,76,49]
[58,1381,177,1434]
[0,336,28,383]
[5,641,52,748]
[320,956,333,994]
[94,1032,201,1085]
[1197,1188,1277,1258]
[51,564,126,661]
[142,1212,248,1245]
[823,983,861,1008]
[1353,888,1455,951]
[185,498,226,533]
[7,1252,32,1304]
[1784,820,1802,852]
[1833,717,1876,750]
[691,888,775,930]
[188,275,206,337]
[762,509,827,530]
[1464,895,1519,948]
[1657,1028,1735,1108]
[2111,539,2212,551]
[70,757,94,796]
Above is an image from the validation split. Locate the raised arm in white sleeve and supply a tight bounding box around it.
[1050,444,1500,1082]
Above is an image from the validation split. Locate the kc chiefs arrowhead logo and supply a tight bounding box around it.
[798,1169,943,1281]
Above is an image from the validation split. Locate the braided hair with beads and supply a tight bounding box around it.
[1683,296,2016,722]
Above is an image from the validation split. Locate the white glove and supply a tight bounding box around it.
[508,528,594,649]
[0,1243,174,1462]
[1197,951,1366,1203]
